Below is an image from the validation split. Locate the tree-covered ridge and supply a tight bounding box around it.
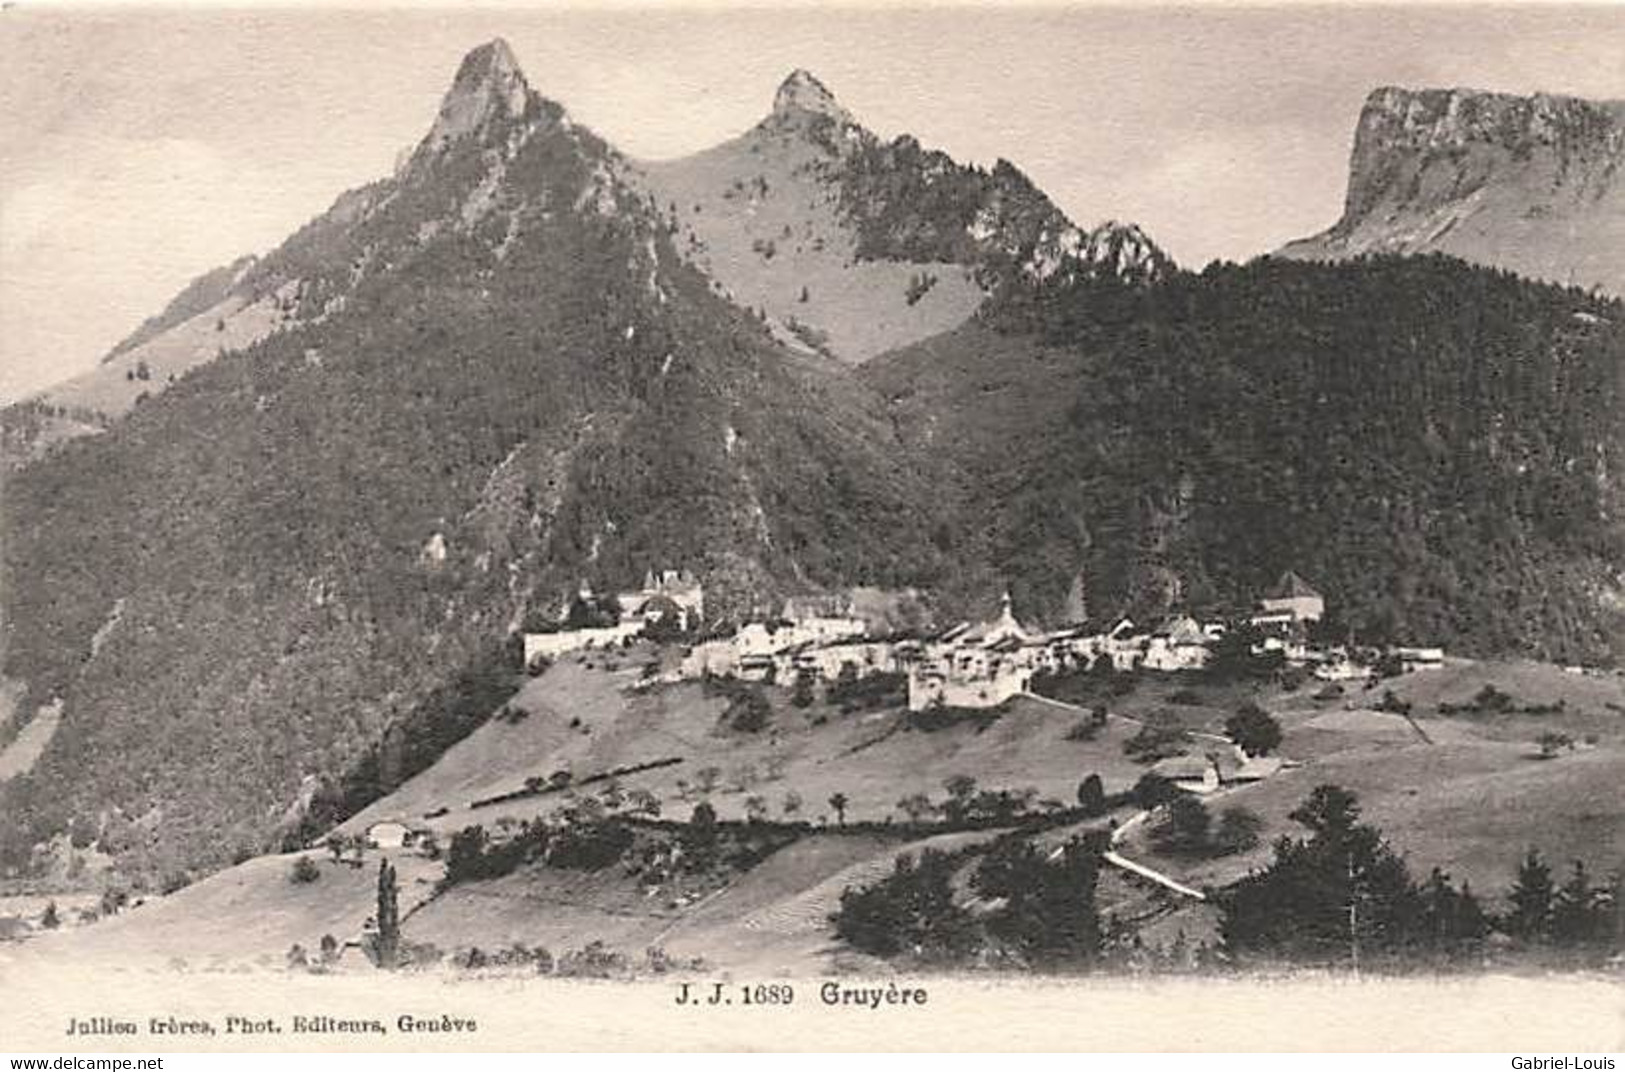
[871,254,1625,663]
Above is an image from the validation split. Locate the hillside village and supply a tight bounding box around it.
[524,568,1448,713]
[3,34,1624,998]
[6,552,1622,979]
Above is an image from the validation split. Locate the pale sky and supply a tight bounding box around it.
[3,2,1623,401]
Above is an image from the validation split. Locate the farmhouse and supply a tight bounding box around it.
[1152,755,1222,795]
[1154,746,1283,796]
[365,820,429,851]
[1212,747,1284,785]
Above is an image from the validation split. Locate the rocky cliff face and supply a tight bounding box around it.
[1280,86,1625,294]
[637,70,1171,364]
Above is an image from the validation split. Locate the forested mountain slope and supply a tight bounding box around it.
[866,256,1625,663]
[0,41,950,881]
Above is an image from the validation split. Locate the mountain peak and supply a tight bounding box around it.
[457,38,525,88]
[420,38,534,153]
[772,68,853,126]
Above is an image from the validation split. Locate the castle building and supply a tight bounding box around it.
[907,591,1037,711]
[1253,570,1325,625]
[616,569,705,631]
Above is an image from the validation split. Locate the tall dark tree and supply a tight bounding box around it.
[1504,849,1555,942]
[1131,772,1178,811]
[1206,625,1280,683]
[1219,785,1425,967]
[1151,794,1212,855]
[1076,773,1107,816]
[681,801,719,871]
[1415,867,1490,960]
[444,824,491,885]
[374,858,400,969]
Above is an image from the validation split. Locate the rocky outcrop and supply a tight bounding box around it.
[1281,86,1625,294]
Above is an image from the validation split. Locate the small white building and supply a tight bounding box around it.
[1313,656,1369,682]
[365,820,428,851]
[1394,646,1445,672]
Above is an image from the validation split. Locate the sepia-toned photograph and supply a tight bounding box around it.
[0,0,1622,1054]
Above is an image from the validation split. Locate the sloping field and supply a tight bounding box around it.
[41,292,286,418]
[1122,729,1625,901]
[1384,659,1625,744]
[40,656,1616,974]
[12,849,440,969]
[338,659,692,835]
[659,828,1002,973]
[407,828,1002,975]
[354,658,1154,839]
[1275,705,1431,761]
[404,862,675,959]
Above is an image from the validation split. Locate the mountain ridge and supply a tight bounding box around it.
[633,65,1171,364]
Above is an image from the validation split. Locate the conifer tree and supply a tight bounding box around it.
[375,859,400,969]
[1505,849,1555,941]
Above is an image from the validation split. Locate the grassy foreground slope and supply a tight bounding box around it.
[10,654,1618,972]
[1122,662,1625,898]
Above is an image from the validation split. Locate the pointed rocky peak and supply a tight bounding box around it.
[1089,219,1164,254]
[771,68,855,127]
[455,38,527,94]
[1025,217,1174,287]
[420,38,535,153]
